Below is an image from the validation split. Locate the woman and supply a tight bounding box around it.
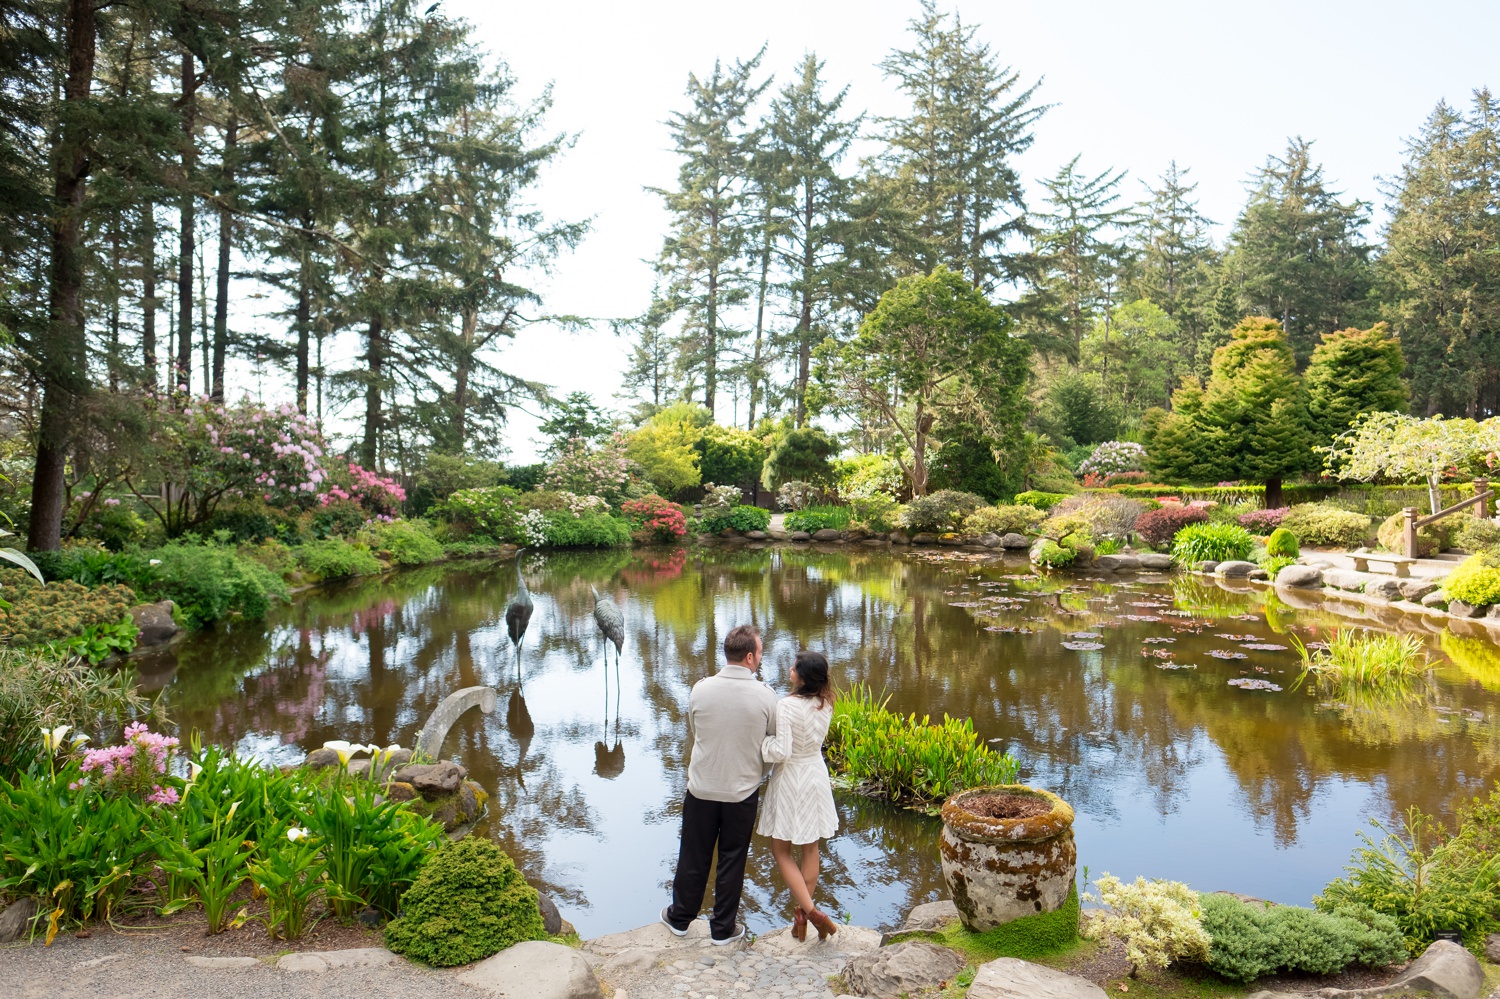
[759,649,839,941]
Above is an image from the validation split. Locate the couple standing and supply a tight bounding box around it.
[659,624,839,945]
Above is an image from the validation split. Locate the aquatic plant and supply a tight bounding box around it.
[826,684,1018,809]
[1293,629,1430,695]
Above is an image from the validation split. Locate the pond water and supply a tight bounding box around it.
[134,546,1500,938]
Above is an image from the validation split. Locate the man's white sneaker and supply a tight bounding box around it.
[660,907,688,937]
[710,923,745,946]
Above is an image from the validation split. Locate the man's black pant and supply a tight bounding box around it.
[666,788,758,939]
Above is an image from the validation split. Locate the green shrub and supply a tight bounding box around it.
[699,504,771,534]
[826,684,1017,809]
[0,569,136,646]
[1050,494,1147,540]
[1265,528,1299,558]
[139,541,288,628]
[1199,894,1404,981]
[384,838,548,967]
[784,505,852,533]
[296,538,383,579]
[1085,874,1210,973]
[1014,490,1067,511]
[431,486,523,543]
[542,511,632,548]
[1031,539,1076,569]
[1316,807,1500,954]
[237,538,297,577]
[367,519,444,566]
[74,501,151,551]
[1376,512,1451,558]
[1443,551,1500,606]
[899,490,988,533]
[1170,523,1255,564]
[1280,503,1372,548]
[1454,517,1500,556]
[198,499,302,544]
[849,495,900,533]
[962,504,1045,537]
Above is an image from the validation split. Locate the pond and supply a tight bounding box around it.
[135,545,1500,938]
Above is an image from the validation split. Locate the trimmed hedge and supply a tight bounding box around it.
[1280,504,1373,548]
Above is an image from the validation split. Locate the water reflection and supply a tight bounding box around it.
[139,547,1500,936]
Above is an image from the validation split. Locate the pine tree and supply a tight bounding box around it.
[1127,162,1218,366]
[1225,138,1373,363]
[1380,92,1500,418]
[650,50,768,418]
[1303,323,1409,445]
[1147,376,1221,484]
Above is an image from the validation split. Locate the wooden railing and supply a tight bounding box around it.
[1402,478,1494,558]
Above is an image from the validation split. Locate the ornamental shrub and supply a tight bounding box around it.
[849,495,900,533]
[1170,522,1255,564]
[899,490,987,533]
[1051,494,1147,540]
[699,505,771,534]
[0,569,135,646]
[1266,527,1299,558]
[1376,511,1452,558]
[366,519,444,566]
[384,837,547,967]
[138,541,287,628]
[1084,874,1210,973]
[541,511,632,548]
[621,494,688,543]
[1031,539,1076,569]
[1134,506,1210,549]
[1454,518,1500,556]
[833,453,903,501]
[785,506,852,533]
[776,480,818,511]
[1076,440,1147,478]
[962,504,1045,537]
[432,486,523,543]
[1014,490,1067,510]
[1198,894,1404,982]
[1280,504,1372,548]
[1443,551,1500,607]
[296,538,382,579]
[1237,507,1291,533]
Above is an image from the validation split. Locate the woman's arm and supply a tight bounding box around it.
[761,699,794,763]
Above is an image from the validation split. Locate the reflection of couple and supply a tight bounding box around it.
[660,624,839,945]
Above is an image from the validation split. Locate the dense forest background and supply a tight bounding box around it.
[3,0,1498,550]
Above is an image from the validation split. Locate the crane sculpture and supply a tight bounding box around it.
[590,585,624,671]
[503,552,533,670]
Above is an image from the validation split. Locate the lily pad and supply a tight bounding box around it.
[1241,643,1288,651]
[1061,641,1106,651]
[1067,631,1103,639]
[1143,636,1176,644]
[1228,677,1282,692]
[1208,649,1249,660]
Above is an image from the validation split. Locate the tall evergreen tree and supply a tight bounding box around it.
[1225,138,1373,363]
[1127,161,1218,368]
[650,49,768,418]
[1380,92,1500,418]
[1303,323,1409,445]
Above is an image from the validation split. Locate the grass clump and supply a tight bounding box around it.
[826,683,1018,810]
[1292,629,1429,696]
[1197,894,1404,981]
[784,505,851,533]
[384,837,547,967]
[1170,523,1254,564]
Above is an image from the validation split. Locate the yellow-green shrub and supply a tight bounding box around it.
[1443,551,1500,606]
[0,569,135,646]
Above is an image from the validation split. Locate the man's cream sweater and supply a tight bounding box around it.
[685,664,779,802]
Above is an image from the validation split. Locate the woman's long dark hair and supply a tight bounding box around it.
[791,650,834,709]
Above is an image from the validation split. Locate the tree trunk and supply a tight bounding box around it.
[211,114,235,401]
[912,401,931,497]
[295,209,312,413]
[1427,475,1442,517]
[142,204,157,388]
[108,213,121,392]
[704,263,718,417]
[361,314,383,468]
[795,186,814,428]
[748,216,772,430]
[453,307,476,449]
[1264,476,1284,511]
[28,0,97,552]
[175,49,197,392]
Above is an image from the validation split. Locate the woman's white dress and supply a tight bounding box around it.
[757,695,838,843]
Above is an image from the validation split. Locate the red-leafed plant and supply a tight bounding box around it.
[1134,505,1211,549]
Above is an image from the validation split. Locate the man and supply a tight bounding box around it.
[660,623,778,945]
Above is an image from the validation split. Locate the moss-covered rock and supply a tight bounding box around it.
[384,837,547,967]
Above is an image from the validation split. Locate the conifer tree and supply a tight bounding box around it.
[1303,323,1409,445]
[1147,376,1220,484]
[1127,162,1218,368]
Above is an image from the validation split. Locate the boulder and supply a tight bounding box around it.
[1365,579,1404,601]
[978,533,1003,549]
[889,532,912,545]
[1137,553,1173,571]
[458,940,603,999]
[0,896,38,943]
[1093,554,1141,572]
[813,528,842,541]
[303,747,342,769]
[1248,568,1270,581]
[1323,569,1369,592]
[967,958,1108,999]
[901,899,961,932]
[1000,533,1030,550]
[1450,600,1484,618]
[276,948,398,972]
[1275,564,1323,588]
[1486,932,1500,963]
[841,941,965,999]
[938,533,965,546]
[1422,590,1449,608]
[391,761,467,801]
[911,533,939,545]
[1215,560,1258,578]
[536,892,562,936]
[1193,560,1219,573]
[1400,579,1439,601]
[130,600,179,647]
[1384,939,1483,999]
[1489,604,1500,620]
[744,530,768,540]
[789,531,812,542]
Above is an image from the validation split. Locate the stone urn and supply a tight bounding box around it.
[939,785,1076,932]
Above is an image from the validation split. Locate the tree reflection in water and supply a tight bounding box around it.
[141,547,1500,936]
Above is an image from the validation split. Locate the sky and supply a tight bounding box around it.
[289,0,1500,464]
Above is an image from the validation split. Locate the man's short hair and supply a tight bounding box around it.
[723,624,761,662]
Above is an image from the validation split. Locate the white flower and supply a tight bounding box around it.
[189,762,204,781]
[40,724,71,754]
[149,558,162,566]
[286,826,310,842]
[321,740,368,765]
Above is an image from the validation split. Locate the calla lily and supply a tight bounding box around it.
[40,725,71,754]
[286,826,310,842]
[371,743,402,761]
[189,762,204,781]
[322,740,365,765]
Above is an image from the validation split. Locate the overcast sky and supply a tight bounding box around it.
[292,0,1498,464]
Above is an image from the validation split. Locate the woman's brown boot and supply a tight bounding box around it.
[807,908,838,941]
[792,907,808,942]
